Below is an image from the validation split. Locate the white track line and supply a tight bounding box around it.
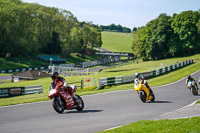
[154,99,200,120]
[104,99,200,131]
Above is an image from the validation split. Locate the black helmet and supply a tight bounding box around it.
[188,75,191,79]
[51,72,59,80]
[135,72,140,78]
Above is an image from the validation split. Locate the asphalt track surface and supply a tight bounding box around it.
[0,71,200,133]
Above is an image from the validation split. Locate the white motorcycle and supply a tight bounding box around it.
[187,80,198,95]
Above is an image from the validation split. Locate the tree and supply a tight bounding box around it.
[44,31,61,54]
[171,10,199,55]
[146,13,172,60]
[0,0,103,58]
[132,26,150,60]
[132,13,172,60]
[79,23,102,56]
[132,27,137,32]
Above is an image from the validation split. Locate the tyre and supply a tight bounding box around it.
[194,87,198,95]
[52,97,65,113]
[75,95,84,111]
[191,87,196,95]
[149,89,155,102]
[139,91,146,103]
[151,94,155,102]
[196,90,198,95]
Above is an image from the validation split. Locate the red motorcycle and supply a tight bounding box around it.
[48,82,84,113]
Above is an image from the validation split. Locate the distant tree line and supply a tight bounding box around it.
[132,10,200,60]
[99,24,131,33]
[0,0,102,58]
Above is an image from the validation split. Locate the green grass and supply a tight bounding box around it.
[148,62,200,86]
[97,117,200,133]
[0,31,132,71]
[0,57,49,71]
[101,31,133,52]
[66,53,104,64]
[0,48,103,71]
[0,73,11,76]
[196,100,200,104]
[0,80,11,83]
[0,54,199,107]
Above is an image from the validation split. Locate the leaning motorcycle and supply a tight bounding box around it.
[134,82,155,103]
[187,80,198,95]
[48,82,84,113]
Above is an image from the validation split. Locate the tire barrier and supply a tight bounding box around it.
[98,59,194,89]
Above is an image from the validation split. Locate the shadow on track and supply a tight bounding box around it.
[149,101,172,103]
[64,109,103,114]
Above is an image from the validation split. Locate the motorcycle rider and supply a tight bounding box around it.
[135,73,149,88]
[51,72,78,101]
[134,72,152,93]
[186,75,199,90]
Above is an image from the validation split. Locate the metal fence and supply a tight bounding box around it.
[98,59,194,89]
[0,66,47,74]
[0,85,43,98]
[81,77,96,89]
[48,56,121,75]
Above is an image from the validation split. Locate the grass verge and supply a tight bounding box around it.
[97,117,200,133]
[196,100,200,104]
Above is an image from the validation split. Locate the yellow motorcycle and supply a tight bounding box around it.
[134,82,155,103]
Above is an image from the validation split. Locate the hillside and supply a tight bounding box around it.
[101,31,133,53]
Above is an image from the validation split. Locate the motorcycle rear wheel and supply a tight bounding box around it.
[151,94,155,102]
[75,95,84,111]
[150,90,155,102]
[191,87,198,95]
[52,97,65,113]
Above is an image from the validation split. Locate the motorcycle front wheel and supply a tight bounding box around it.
[75,95,84,111]
[52,97,65,113]
[139,91,146,103]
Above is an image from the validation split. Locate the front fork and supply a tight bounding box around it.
[58,96,63,106]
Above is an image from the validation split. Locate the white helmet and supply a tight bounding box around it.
[135,72,140,78]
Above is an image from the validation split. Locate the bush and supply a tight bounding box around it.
[104,86,111,89]
[80,86,97,91]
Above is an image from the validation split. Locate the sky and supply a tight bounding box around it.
[22,0,200,29]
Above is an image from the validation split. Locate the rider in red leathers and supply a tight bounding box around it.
[51,72,78,101]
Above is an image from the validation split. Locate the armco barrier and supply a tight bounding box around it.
[0,85,43,98]
[0,66,48,74]
[23,85,43,95]
[98,59,193,89]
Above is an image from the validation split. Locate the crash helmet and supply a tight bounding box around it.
[188,75,191,79]
[51,72,59,80]
[135,72,140,78]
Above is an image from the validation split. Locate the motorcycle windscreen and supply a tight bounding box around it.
[48,89,58,98]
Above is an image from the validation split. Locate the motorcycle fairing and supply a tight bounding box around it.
[59,90,74,109]
[135,82,152,101]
